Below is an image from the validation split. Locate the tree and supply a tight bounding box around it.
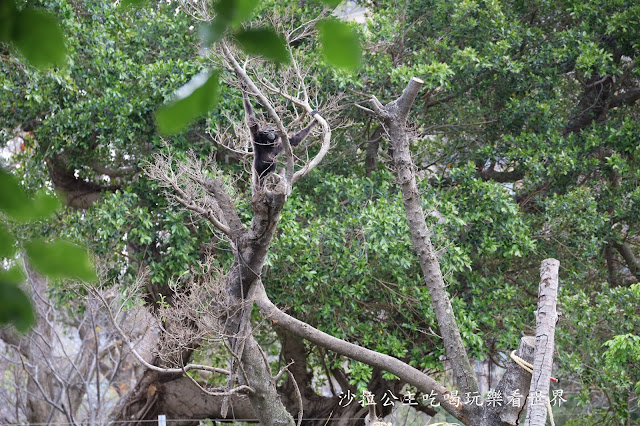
[2,0,639,423]
[0,267,154,424]
[347,0,640,421]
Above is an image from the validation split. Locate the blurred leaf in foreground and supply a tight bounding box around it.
[155,70,221,135]
[317,18,361,70]
[234,27,290,64]
[25,239,98,282]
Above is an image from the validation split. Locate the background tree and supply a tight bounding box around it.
[0,268,155,424]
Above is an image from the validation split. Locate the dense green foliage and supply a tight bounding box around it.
[2,0,639,422]
[0,169,96,331]
[345,0,640,421]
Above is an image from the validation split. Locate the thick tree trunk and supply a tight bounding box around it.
[364,126,383,176]
[110,184,296,425]
[224,188,295,425]
[369,79,565,426]
[159,377,257,422]
[237,335,295,425]
[563,76,612,136]
[47,153,115,209]
[480,336,536,425]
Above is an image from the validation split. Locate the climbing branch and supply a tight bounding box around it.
[252,281,473,423]
[260,84,332,185]
[220,42,296,185]
[369,77,480,416]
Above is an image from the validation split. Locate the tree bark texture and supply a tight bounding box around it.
[236,335,295,425]
[159,377,257,422]
[613,242,640,281]
[524,259,560,426]
[209,186,296,425]
[364,126,383,176]
[480,336,535,425]
[371,77,480,421]
[110,182,295,425]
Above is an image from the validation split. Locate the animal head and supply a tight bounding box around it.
[261,126,281,145]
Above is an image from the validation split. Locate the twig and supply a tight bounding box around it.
[92,288,230,377]
[220,41,295,185]
[274,360,295,381]
[285,365,304,426]
[355,103,375,114]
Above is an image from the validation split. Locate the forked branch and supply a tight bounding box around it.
[370,76,480,419]
[90,287,259,402]
[220,42,296,184]
[146,150,234,237]
[221,41,330,188]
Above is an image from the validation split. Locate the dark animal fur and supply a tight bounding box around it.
[243,90,318,181]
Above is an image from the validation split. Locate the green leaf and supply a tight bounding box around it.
[13,8,66,69]
[0,268,34,332]
[317,18,361,70]
[155,70,221,135]
[213,0,236,23]
[0,169,61,222]
[199,0,259,45]
[0,169,33,221]
[199,20,229,46]
[234,27,290,64]
[120,0,148,8]
[216,0,259,27]
[31,190,61,219]
[231,0,259,26]
[0,266,24,286]
[25,238,98,282]
[320,0,343,7]
[0,223,16,258]
[0,0,17,42]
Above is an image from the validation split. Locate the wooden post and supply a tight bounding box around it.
[524,259,560,426]
[481,336,536,425]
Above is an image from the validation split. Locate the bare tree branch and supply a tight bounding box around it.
[613,241,640,281]
[525,259,560,426]
[257,78,332,185]
[252,281,473,423]
[203,178,246,235]
[145,149,233,237]
[92,287,230,378]
[370,77,480,419]
[0,265,155,424]
[284,365,304,426]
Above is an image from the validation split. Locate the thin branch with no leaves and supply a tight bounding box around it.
[91,286,231,378]
[145,147,233,237]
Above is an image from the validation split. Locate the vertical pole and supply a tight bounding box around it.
[525,259,560,426]
[158,415,166,426]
